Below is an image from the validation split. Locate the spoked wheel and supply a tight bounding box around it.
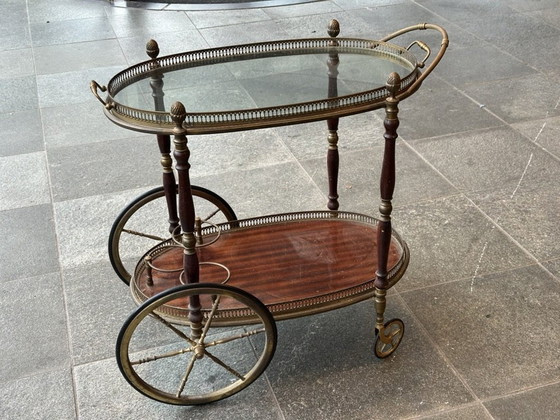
[116,283,277,406]
[374,318,404,359]
[109,185,237,285]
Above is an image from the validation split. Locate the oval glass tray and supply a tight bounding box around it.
[99,37,421,134]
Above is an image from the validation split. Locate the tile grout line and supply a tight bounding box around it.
[392,292,487,418]
[470,151,533,293]
[400,82,559,284]
[25,0,82,417]
[437,76,560,164]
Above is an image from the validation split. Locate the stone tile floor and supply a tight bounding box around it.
[1,0,559,418]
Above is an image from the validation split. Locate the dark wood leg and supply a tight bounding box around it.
[171,102,202,339]
[326,22,340,212]
[374,73,401,330]
[327,117,340,211]
[157,134,180,234]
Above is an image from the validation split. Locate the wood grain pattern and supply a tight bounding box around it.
[133,218,402,311]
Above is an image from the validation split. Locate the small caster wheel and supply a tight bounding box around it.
[116,283,276,405]
[109,185,237,285]
[374,318,404,359]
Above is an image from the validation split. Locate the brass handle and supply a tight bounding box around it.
[380,23,449,100]
[407,40,431,68]
[90,80,113,110]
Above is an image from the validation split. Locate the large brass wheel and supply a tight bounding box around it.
[109,185,237,285]
[116,283,277,405]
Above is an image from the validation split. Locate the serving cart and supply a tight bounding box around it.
[91,20,448,405]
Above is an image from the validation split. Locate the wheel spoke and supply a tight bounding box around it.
[150,312,197,346]
[203,349,245,381]
[176,353,198,398]
[386,327,401,341]
[205,327,266,348]
[200,207,220,223]
[198,295,222,344]
[131,347,194,366]
[122,228,165,242]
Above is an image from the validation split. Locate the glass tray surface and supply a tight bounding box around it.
[102,38,421,133]
[114,50,415,113]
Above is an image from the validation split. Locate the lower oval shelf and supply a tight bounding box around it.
[130,211,409,325]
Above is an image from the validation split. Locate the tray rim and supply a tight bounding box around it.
[129,210,409,325]
[101,37,420,135]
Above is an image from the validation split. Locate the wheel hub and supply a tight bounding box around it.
[194,344,205,359]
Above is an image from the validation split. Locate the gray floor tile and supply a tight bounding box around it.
[397,77,504,141]
[262,0,342,19]
[276,10,384,39]
[190,162,326,219]
[63,262,138,364]
[106,8,195,38]
[459,11,560,48]
[499,33,560,76]
[187,8,271,29]
[0,0,28,28]
[461,73,560,124]
[266,299,472,419]
[41,101,136,149]
[27,0,108,24]
[54,188,147,269]
[301,143,457,216]
[0,368,76,420]
[484,382,560,420]
[0,109,44,157]
[0,273,70,382]
[0,29,31,51]
[37,66,125,108]
[48,135,161,202]
[74,357,282,420]
[200,20,291,47]
[435,45,535,87]
[117,30,210,64]
[392,195,534,291]
[409,126,558,195]
[333,0,409,10]
[0,10,31,51]
[0,152,50,211]
[513,115,560,160]
[0,204,59,281]
[0,75,38,113]
[527,7,560,28]
[0,48,34,80]
[506,0,559,13]
[277,111,386,161]
[346,2,440,37]
[188,129,295,178]
[416,0,516,23]
[416,404,493,420]
[401,265,560,399]
[543,258,560,279]
[30,16,116,47]
[34,39,127,75]
[471,187,560,262]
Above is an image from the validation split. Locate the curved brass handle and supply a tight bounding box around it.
[407,40,431,68]
[380,23,449,100]
[90,80,113,110]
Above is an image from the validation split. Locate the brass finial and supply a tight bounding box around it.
[146,39,160,60]
[327,19,340,38]
[170,101,187,126]
[386,72,401,97]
